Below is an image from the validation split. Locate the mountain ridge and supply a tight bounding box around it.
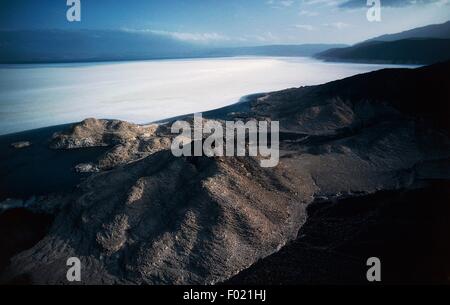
[315,20,450,64]
[0,29,344,64]
[316,38,450,64]
[364,20,450,43]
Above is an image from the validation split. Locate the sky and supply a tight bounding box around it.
[0,0,449,45]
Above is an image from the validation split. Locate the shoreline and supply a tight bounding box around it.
[0,57,416,136]
[0,124,109,203]
[0,92,263,205]
[0,92,263,138]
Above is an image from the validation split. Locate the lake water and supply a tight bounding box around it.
[0,57,412,135]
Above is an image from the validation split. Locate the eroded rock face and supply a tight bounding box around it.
[51,118,171,170]
[74,163,99,173]
[50,118,158,149]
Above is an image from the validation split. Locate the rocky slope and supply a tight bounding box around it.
[50,119,170,170]
[1,62,449,284]
[226,181,450,284]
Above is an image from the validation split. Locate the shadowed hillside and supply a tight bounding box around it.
[316,38,450,64]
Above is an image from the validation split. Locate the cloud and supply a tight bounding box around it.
[323,22,350,29]
[339,0,446,8]
[294,24,316,30]
[122,28,231,43]
[299,9,319,16]
[267,0,296,8]
[247,32,280,43]
[153,31,231,42]
[280,0,295,6]
[301,0,342,7]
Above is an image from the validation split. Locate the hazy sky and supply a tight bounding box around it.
[1,0,449,45]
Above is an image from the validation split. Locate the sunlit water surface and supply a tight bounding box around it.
[0,57,413,135]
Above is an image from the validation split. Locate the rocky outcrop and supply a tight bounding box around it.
[2,61,449,284]
[10,141,31,149]
[74,163,100,173]
[51,118,171,170]
[50,118,158,149]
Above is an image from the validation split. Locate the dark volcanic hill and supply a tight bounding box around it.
[365,20,450,42]
[226,181,450,284]
[316,38,450,64]
[1,62,449,284]
[315,20,450,64]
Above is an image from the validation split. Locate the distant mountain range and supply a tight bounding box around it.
[0,29,344,64]
[365,20,450,42]
[2,21,450,64]
[316,20,450,64]
[316,38,450,64]
[203,44,347,58]
[0,30,203,63]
